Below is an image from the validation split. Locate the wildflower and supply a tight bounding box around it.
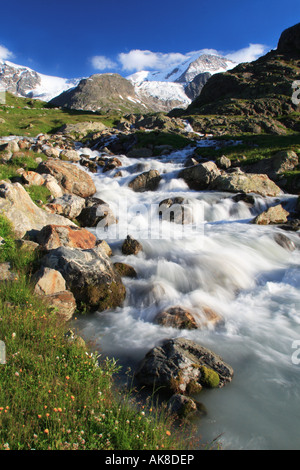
[166,430,171,436]
[15,372,19,377]
[46,413,50,418]
[12,332,16,339]
[44,429,49,434]
[38,415,42,419]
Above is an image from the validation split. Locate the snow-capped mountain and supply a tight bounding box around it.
[0,60,80,101]
[0,52,236,112]
[127,53,236,110]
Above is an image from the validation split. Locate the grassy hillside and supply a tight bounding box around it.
[0,93,119,137]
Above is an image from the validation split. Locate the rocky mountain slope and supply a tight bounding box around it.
[127,53,235,110]
[0,60,80,101]
[177,23,300,136]
[48,73,153,114]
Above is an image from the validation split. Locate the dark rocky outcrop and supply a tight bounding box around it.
[184,72,211,100]
[135,337,234,395]
[176,23,300,136]
[49,74,151,114]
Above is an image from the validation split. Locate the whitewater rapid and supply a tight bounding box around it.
[74,142,300,450]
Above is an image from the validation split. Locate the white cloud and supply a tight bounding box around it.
[90,43,268,75]
[225,44,269,64]
[91,55,117,70]
[118,49,190,72]
[0,44,14,61]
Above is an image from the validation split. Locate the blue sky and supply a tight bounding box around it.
[0,0,299,78]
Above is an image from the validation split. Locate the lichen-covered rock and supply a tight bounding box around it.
[135,337,234,395]
[45,194,85,219]
[33,267,66,295]
[22,171,45,186]
[45,290,77,322]
[155,306,198,330]
[167,394,198,418]
[211,172,282,197]
[113,262,137,278]
[37,159,96,198]
[59,149,81,162]
[41,245,126,312]
[0,180,76,238]
[36,224,97,251]
[252,204,289,225]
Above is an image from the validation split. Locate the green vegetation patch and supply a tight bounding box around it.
[135,130,194,153]
[0,93,118,138]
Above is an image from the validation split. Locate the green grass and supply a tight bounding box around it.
[25,185,51,206]
[195,133,300,165]
[0,150,47,181]
[0,214,189,451]
[134,130,195,154]
[0,92,119,138]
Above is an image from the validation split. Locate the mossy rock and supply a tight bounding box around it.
[199,365,220,388]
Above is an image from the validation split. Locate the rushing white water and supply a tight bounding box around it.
[74,143,300,450]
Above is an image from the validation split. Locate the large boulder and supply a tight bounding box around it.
[211,172,282,197]
[37,159,96,198]
[36,224,97,251]
[135,337,234,395]
[45,194,86,219]
[179,161,221,190]
[41,245,126,312]
[128,170,161,192]
[0,180,76,238]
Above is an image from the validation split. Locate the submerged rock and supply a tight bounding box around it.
[179,161,221,190]
[252,204,289,225]
[122,235,143,256]
[135,337,234,395]
[155,306,198,330]
[128,169,161,192]
[113,262,137,278]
